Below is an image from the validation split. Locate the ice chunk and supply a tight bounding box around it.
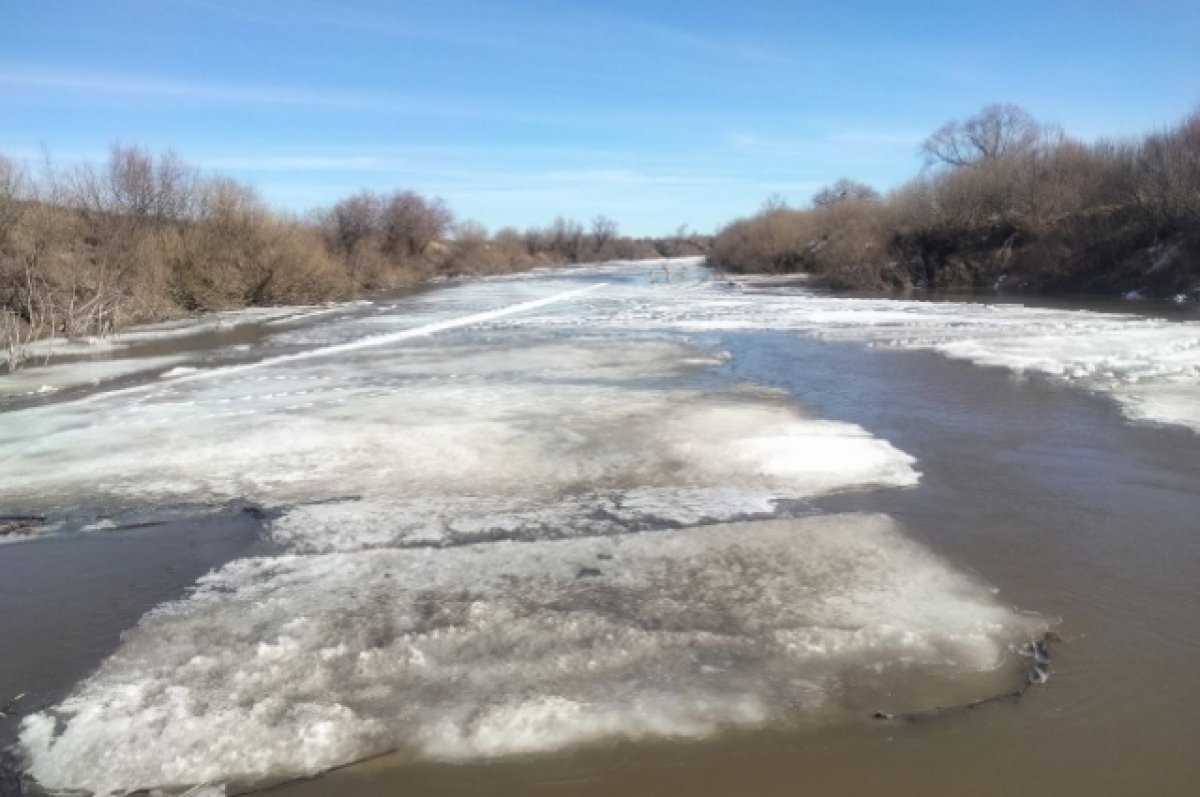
[20,514,1044,794]
[0,350,916,514]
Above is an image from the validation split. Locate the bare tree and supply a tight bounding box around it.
[522,226,547,257]
[327,190,381,255]
[380,191,452,258]
[548,217,585,261]
[56,146,198,227]
[921,103,1046,168]
[591,215,618,252]
[153,150,201,220]
[812,178,880,208]
[108,145,158,217]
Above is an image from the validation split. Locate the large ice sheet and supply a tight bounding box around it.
[0,339,917,517]
[21,514,1044,794]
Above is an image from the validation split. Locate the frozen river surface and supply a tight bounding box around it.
[2,259,1199,796]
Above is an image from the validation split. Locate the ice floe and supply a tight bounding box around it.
[21,514,1043,794]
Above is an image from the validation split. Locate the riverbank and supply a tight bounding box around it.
[1,148,708,372]
[709,105,1200,300]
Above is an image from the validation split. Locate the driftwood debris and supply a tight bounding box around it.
[0,516,44,536]
[873,632,1062,722]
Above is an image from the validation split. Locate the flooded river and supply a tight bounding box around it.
[2,260,1198,796]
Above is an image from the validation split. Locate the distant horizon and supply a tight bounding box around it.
[5,0,1199,236]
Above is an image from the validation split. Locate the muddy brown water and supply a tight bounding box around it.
[2,286,1199,796]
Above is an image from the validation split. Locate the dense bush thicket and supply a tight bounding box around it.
[711,105,1200,296]
[0,147,708,369]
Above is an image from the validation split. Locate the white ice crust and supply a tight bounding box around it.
[0,304,355,366]
[0,355,191,399]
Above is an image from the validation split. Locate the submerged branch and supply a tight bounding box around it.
[872,632,1062,722]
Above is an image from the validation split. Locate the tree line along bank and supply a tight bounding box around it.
[710,104,1200,299]
[0,150,707,370]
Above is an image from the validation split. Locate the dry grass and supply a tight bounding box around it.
[1,147,703,369]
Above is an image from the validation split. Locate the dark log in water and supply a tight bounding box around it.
[873,632,1062,722]
[0,518,45,537]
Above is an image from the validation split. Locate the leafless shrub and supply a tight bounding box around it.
[715,104,1200,295]
[325,190,381,256]
[805,200,898,289]
[590,215,619,257]
[520,227,547,258]
[812,178,880,208]
[710,208,816,274]
[548,217,585,261]
[440,220,507,276]
[492,227,534,270]
[1,199,62,369]
[0,155,26,253]
[380,191,452,259]
[176,178,350,307]
[1,265,53,371]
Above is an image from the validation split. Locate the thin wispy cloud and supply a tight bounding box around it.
[196,155,391,172]
[175,0,523,49]
[0,65,469,114]
[538,169,733,187]
[625,18,790,67]
[0,63,741,135]
[826,129,927,147]
[724,129,923,156]
[177,0,786,75]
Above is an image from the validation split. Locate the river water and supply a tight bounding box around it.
[1,259,1198,796]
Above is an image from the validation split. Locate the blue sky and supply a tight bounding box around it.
[4,0,1198,236]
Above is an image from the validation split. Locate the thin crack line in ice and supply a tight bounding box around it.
[174,282,609,382]
[66,283,609,405]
